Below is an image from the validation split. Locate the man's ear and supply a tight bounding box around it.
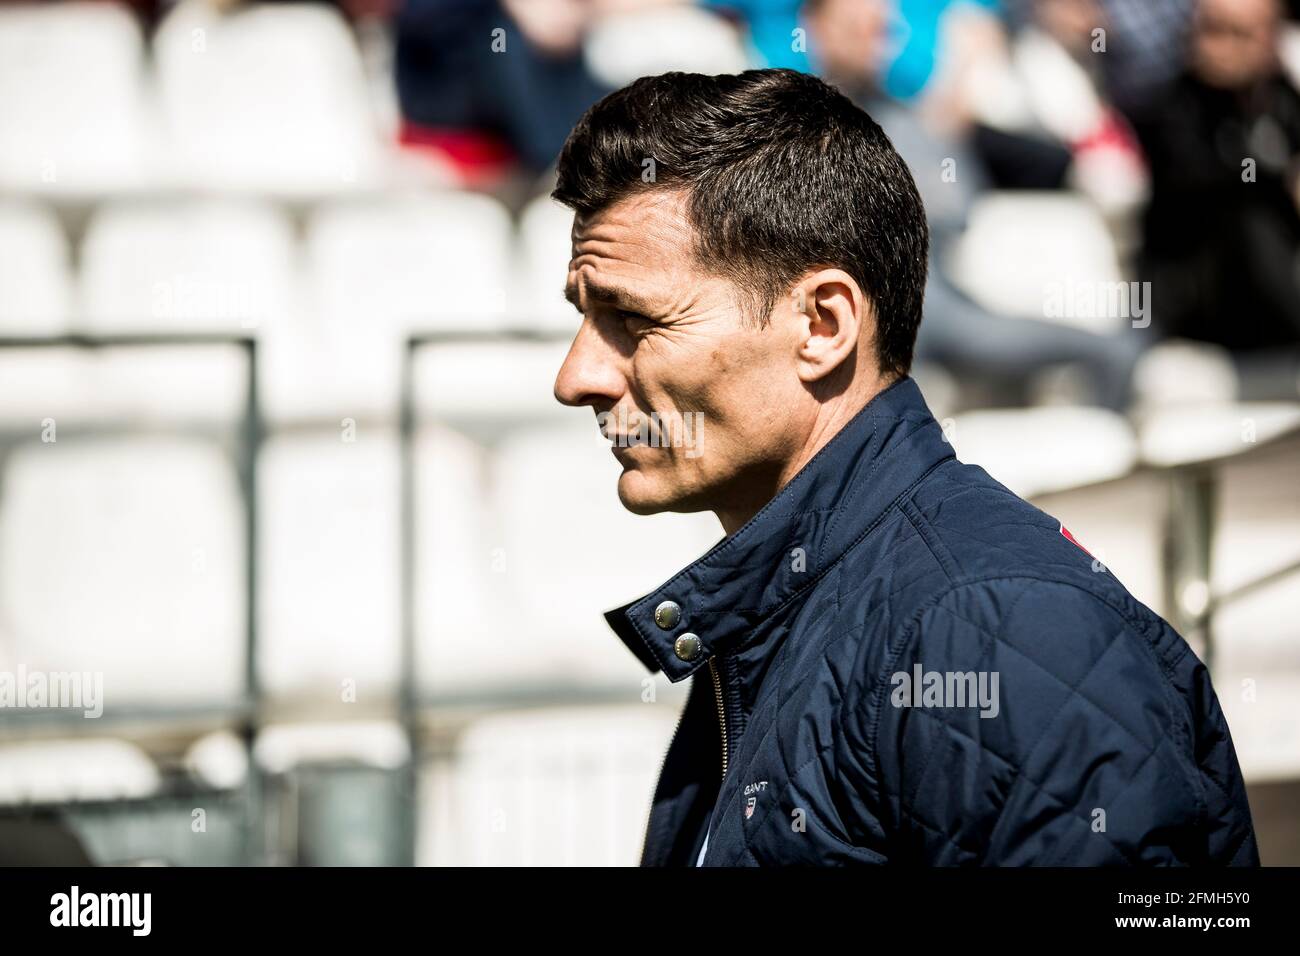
[790,270,867,384]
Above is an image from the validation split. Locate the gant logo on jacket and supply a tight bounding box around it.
[744,781,768,820]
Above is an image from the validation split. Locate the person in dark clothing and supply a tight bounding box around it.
[1135,0,1300,395]
[394,0,609,182]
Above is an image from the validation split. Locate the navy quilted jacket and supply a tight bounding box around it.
[605,375,1260,866]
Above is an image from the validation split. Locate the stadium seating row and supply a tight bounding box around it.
[0,2,392,198]
[0,192,575,421]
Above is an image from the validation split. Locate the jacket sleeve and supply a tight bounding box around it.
[842,576,1258,865]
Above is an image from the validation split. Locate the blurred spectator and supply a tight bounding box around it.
[991,0,1148,215]
[1004,0,1198,121]
[805,0,1144,409]
[888,0,1003,100]
[881,1,1147,215]
[1095,0,1197,119]
[710,0,1016,101]
[703,0,810,69]
[393,0,742,187]
[394,0,610,185]
[1134,0,1300,394]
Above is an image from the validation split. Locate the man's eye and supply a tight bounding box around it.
[617,310,650,325]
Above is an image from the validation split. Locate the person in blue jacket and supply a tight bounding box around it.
[550,68,1259,866]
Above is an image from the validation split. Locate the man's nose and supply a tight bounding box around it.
[553,319,625,408]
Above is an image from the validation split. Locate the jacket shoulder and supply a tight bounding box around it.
[836,468,1260,864]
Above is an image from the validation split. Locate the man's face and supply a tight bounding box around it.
[805,0,893,88]
[1192,0,1280,90]
[553,190,809,521]
[1033,0,1106,55]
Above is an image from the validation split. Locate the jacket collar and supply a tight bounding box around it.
[604,374,955,682]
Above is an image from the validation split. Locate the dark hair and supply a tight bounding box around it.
[552,68,929,377]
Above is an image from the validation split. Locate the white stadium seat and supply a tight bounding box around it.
[308,193,511,333]
[948,192,1126,334]
[254,721,408,774]
[0,347,93,425]
[946,405,1138,498]
[0,740,160,806]
[79,198,298,334]
[0,437,244,705]
[0,3,159,196]
[82,345,250,424]
[0,344,249,427]
[258,431,401,701]
[412,339,574,420]
[3,199,270,426]
[184,731,249,790]
[582,6,749,88]
[1139,402,1300,468]
[153,1,387,196]
[516,194,579,331]
[413,422,499,693]
[0,201,72,335]
[1132,339,1240,409]
[276,193,512,420]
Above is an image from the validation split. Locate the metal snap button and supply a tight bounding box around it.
[654,600,682,630]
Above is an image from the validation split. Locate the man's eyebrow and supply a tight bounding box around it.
[563,279,657,315]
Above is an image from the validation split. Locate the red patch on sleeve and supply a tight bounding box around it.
[1059,523,1092,557]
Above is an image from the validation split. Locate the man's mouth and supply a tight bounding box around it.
[606,432,653,448]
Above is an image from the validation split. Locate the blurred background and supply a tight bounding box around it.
[0,0,1298,866]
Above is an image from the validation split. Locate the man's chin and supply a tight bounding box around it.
[616,471,697,516]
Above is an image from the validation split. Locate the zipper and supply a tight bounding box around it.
[695,655,730,868]
[709,655,728,780]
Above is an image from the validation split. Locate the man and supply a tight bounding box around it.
[552,68,1259,865]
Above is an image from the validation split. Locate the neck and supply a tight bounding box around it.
[714,371,899,535]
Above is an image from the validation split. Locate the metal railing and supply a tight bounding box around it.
[2,328,1297,863]
[0,332,263,863]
